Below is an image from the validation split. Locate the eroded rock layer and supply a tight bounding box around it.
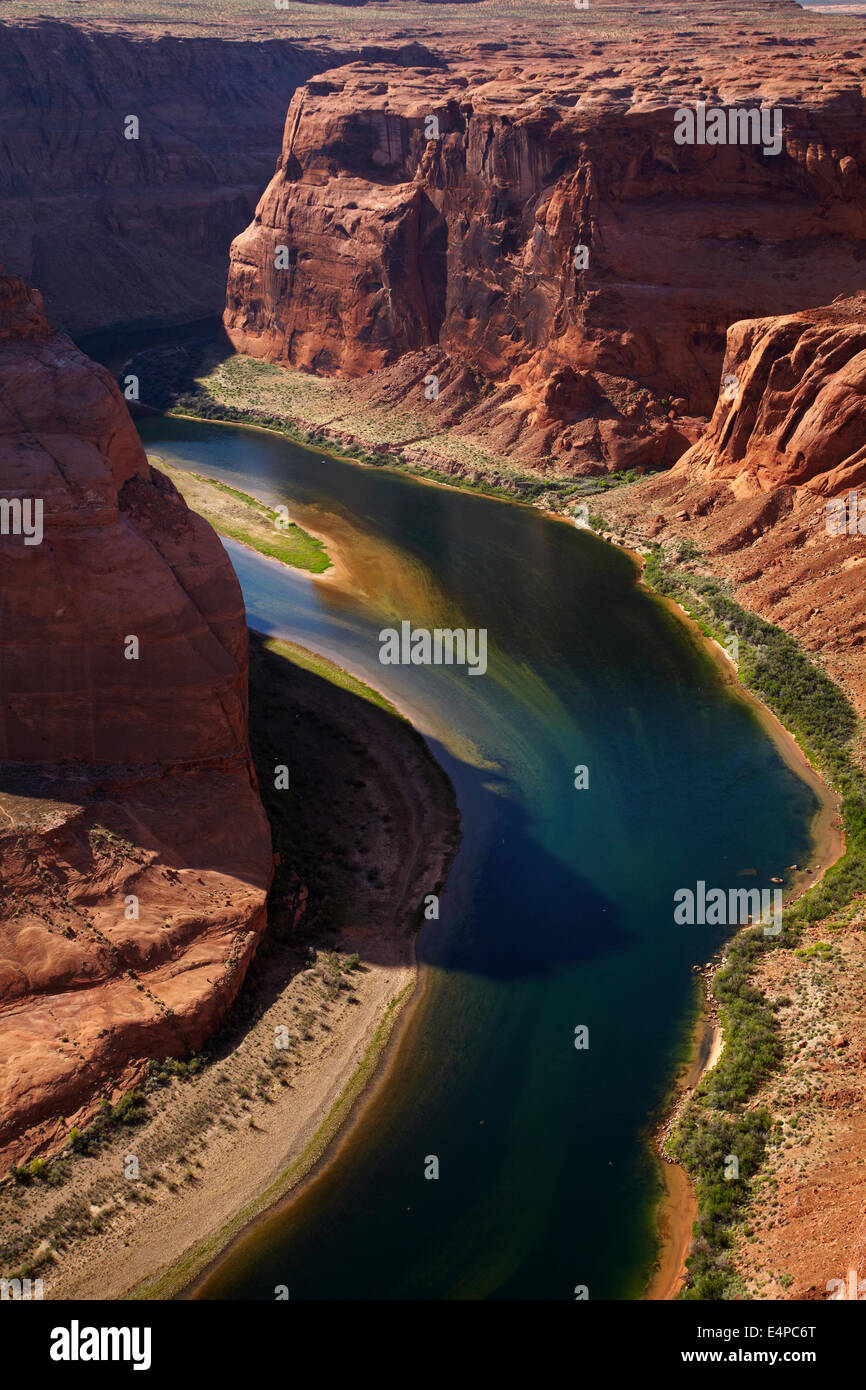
[0,20,347,337]
[0,266,273,1169]
[595,294,866,711]
[225,0,866,472]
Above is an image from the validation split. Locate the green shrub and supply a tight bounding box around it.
[649,545,865,1298]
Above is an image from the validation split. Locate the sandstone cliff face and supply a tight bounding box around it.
[669,300,866,497]
[594,294,866,711]
[0,20,347,337]
[224,8,866,472]
[0,20,457,340]
[0,265,273,1170]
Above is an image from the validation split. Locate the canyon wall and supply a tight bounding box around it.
[672,297,866,498]
[0,264,273,1169]
[0,20,346,337]
[224,10,866,471]
[594,293,866,711]
[0,20,458,341]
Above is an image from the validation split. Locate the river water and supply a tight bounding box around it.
[138,416,817,1301]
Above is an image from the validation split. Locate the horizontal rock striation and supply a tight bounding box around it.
[0,265,273,1169]
[224,2,866,472]
[0,20,350,337]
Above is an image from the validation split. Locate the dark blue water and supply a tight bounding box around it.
[139,417,818,1300]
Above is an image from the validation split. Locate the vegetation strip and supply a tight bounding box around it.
[168,395,586,508]
[153,459,331,573]
[644,545,865,1299]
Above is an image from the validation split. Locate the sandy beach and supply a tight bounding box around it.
[0,621,460,1301]
[644,1015,722,1302]
[51,949,418,1300]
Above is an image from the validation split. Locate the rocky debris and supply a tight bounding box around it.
[725,913,866,1300]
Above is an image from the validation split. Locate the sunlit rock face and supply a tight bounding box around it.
[0,263,272,1170]
[590,293,866,712]
[225,8,866,472]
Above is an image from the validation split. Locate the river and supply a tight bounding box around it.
[138,416,818,1301]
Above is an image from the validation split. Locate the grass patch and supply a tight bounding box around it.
[263,636,402,718]
[155,461,331,574]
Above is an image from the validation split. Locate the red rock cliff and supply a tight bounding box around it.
[672,299,866,498]
[0,20,454,339]
[224,2,866,471]
[593,293,866,710]
[0,265,273,1170]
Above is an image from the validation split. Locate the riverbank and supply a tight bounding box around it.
[164,349,585,512]
[152,456,332,574]
[607,539,855,1300]
[0,634,460,1299]
[644,1007,723,1303]
[153,414,852,1302]
[652,581,845,904]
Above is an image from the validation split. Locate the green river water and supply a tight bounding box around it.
[138,416,818,1301]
